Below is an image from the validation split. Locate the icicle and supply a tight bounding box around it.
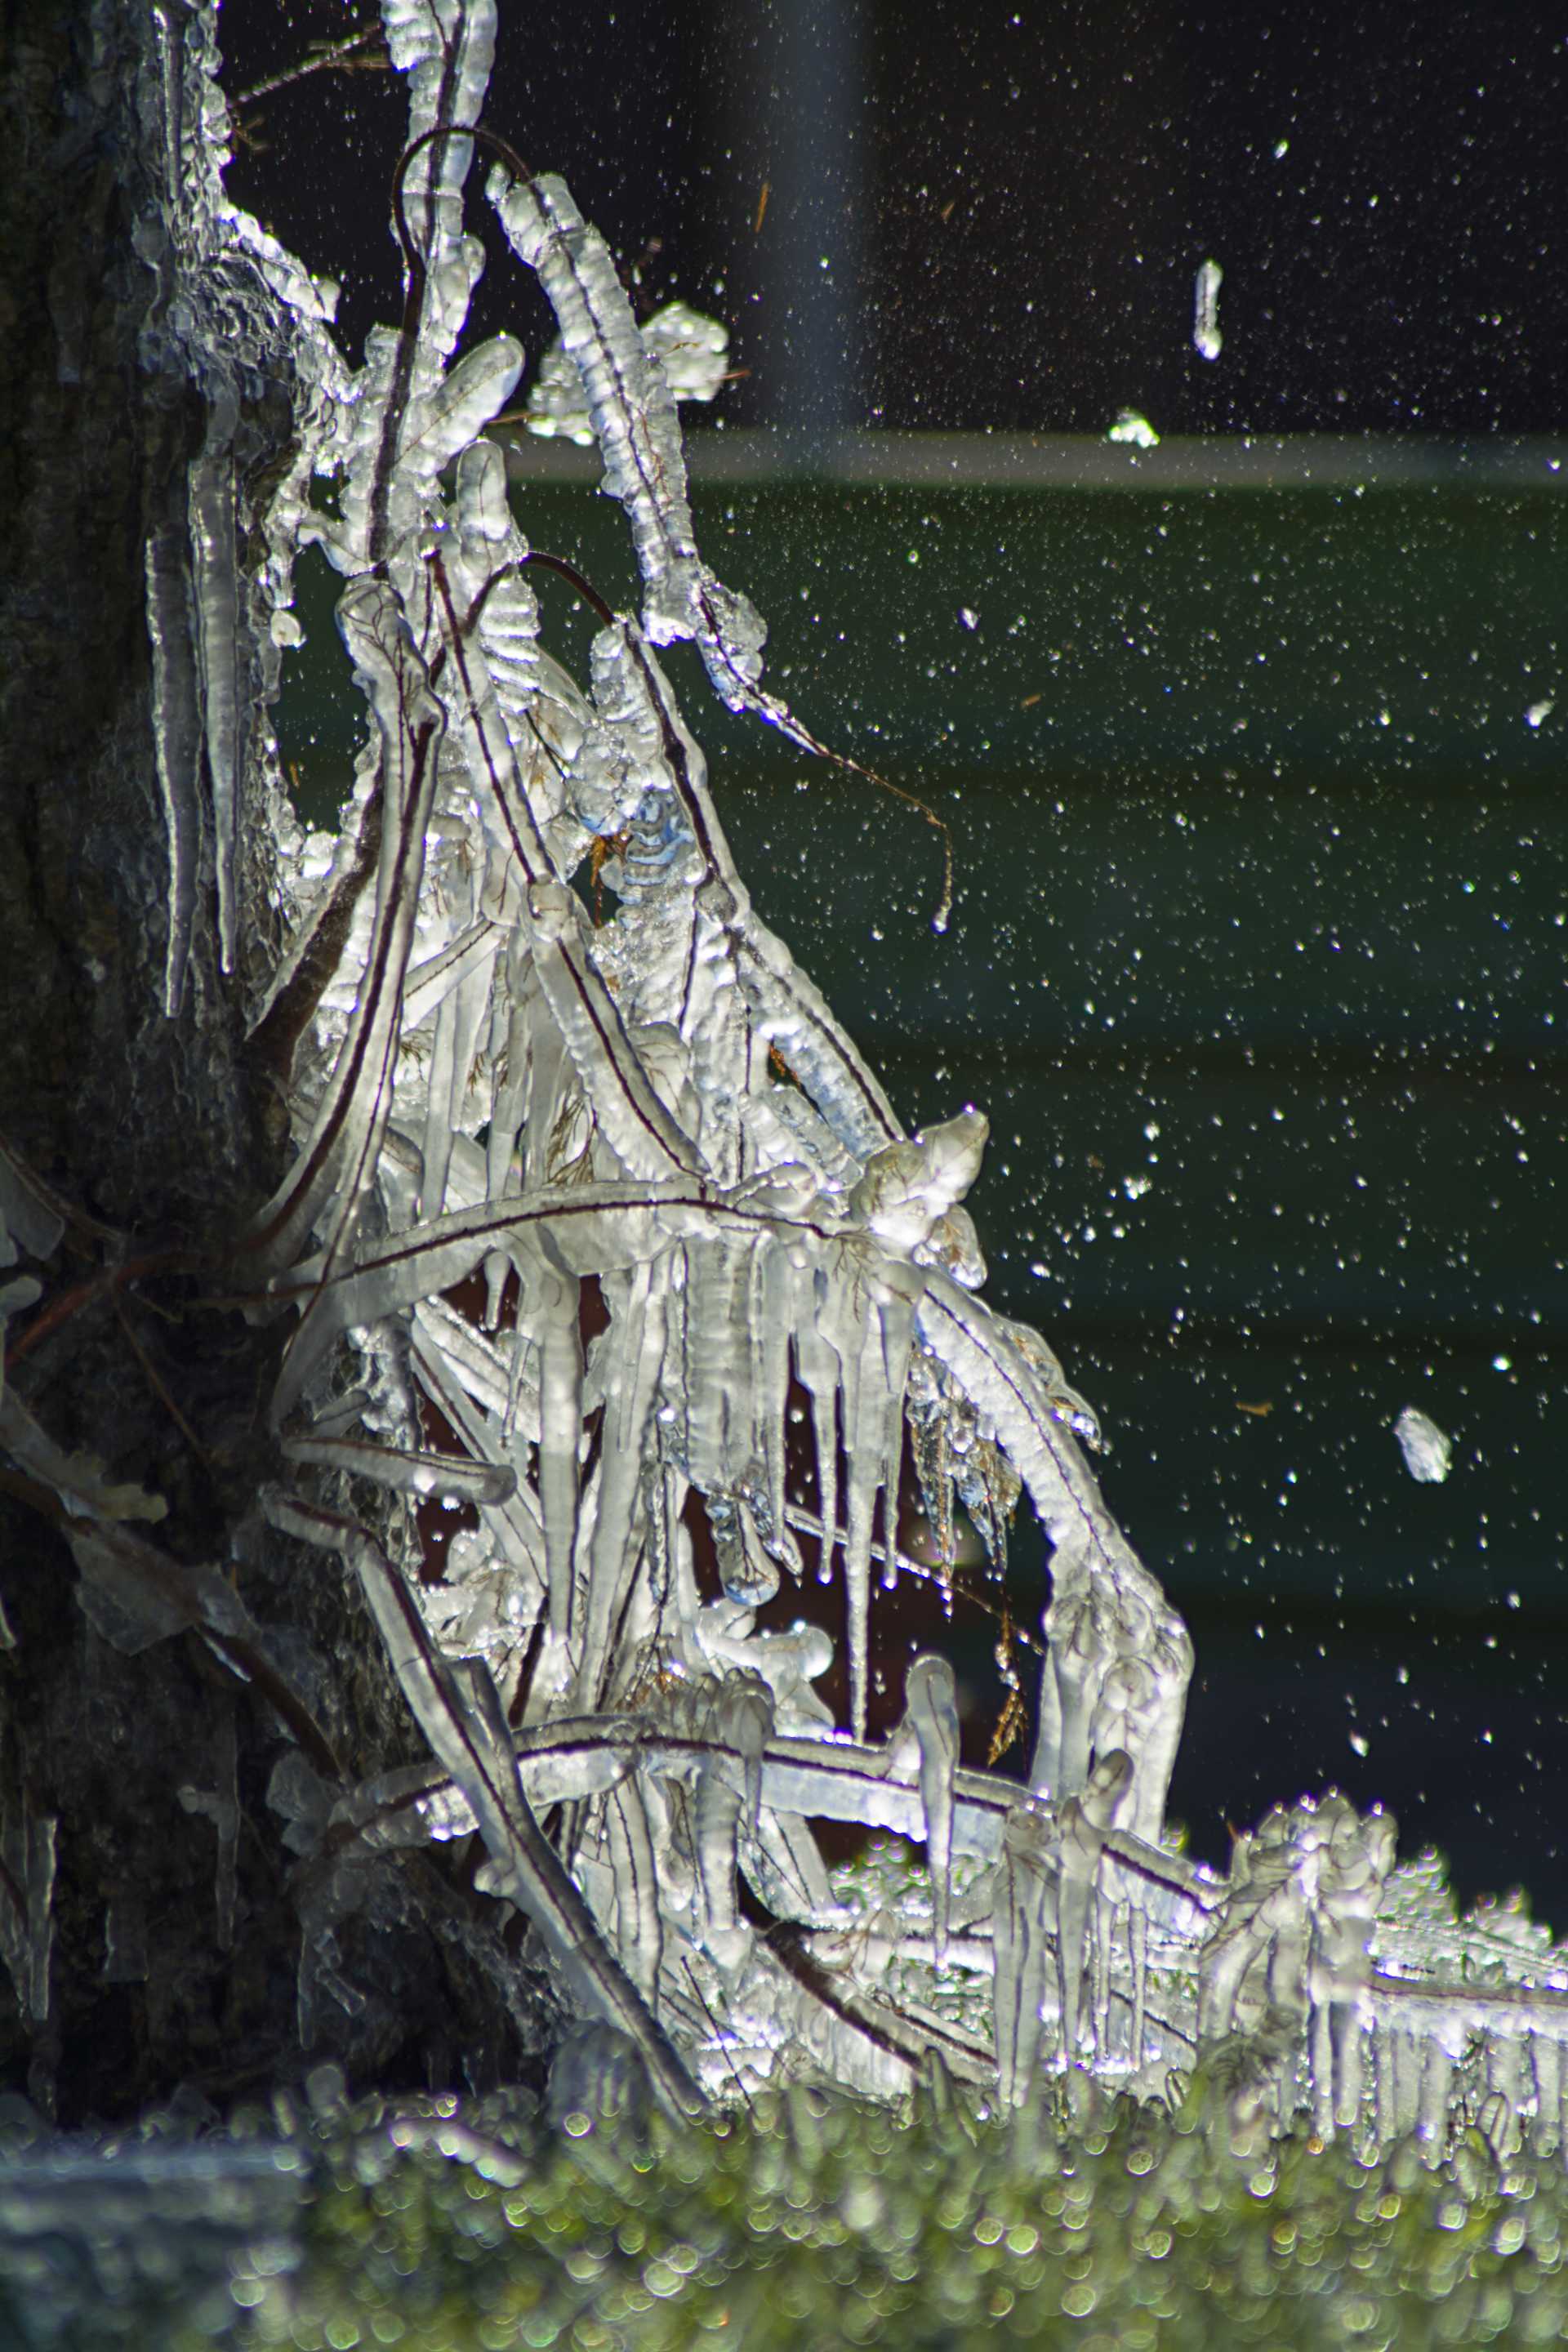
[605,1780,663,2012]
[1532,2031,1563,2158]
[994,1801,1054,2108]
[416,950,491,1219]
[103,1891,149,1986]
[918,2047,978,2149]
[717,1671,773,1840]
[1307,1801,1396,2134]
[707,1494,782,1610]
[901,1655,960,1963]
[836,1322,875,1740]
[176,1703,239,1950]
[1122,1612,1194,1848]
[547,2022,654,2152]
[826,1259,915,1741]
[575,1259,666,1710]
[188,393,241,971]
[521,1237,583,1646]
[681,1232,760,1500]
[1036,1571,1111,1803]
[693,1674,772,1970]
[1371,2018,1398,2149]
[0,1811,57,2029]
[754,1237,801,1575]
[1125,1906,1150,2074]
[1486,2030,1525,2134]
[793,1284,842,1595]
[24,1814,56,2031]
[1198,1884,1276,2047]
[145,514,203,1018]
[1389,2025,1422,2141]
[1055,1750,1132,2069]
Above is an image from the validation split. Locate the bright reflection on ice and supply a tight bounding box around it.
[1107,408,1160,447]
[1192,259,1223,360]
[1394,1405,1453,1484]
[122,0,1568,2172]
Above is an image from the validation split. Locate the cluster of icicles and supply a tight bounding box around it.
[118,0,1568,2151]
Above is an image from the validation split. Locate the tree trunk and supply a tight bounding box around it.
[0,0,557,2124]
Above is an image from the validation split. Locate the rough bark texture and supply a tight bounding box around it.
[0,0,559,2123]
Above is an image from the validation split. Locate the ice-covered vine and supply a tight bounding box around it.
[24,0,1568,2155]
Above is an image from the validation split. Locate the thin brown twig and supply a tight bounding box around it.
[682,1956,756,2119]
[4,1250,198,1373]
[109,1289,217,1481]
[233,29,389,109]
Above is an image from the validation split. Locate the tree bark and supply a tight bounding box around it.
[0,0,557,2123]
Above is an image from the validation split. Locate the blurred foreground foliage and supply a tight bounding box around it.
[6,2064,1567,2350]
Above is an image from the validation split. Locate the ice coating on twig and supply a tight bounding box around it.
[524,299,730,446]
[488,177,721,652]
[489,169,822,754]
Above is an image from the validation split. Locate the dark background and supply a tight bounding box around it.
[218,2,1568,1920]
[221,0,1568,438]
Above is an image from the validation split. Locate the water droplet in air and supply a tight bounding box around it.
[1394,1405,1451,1484]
